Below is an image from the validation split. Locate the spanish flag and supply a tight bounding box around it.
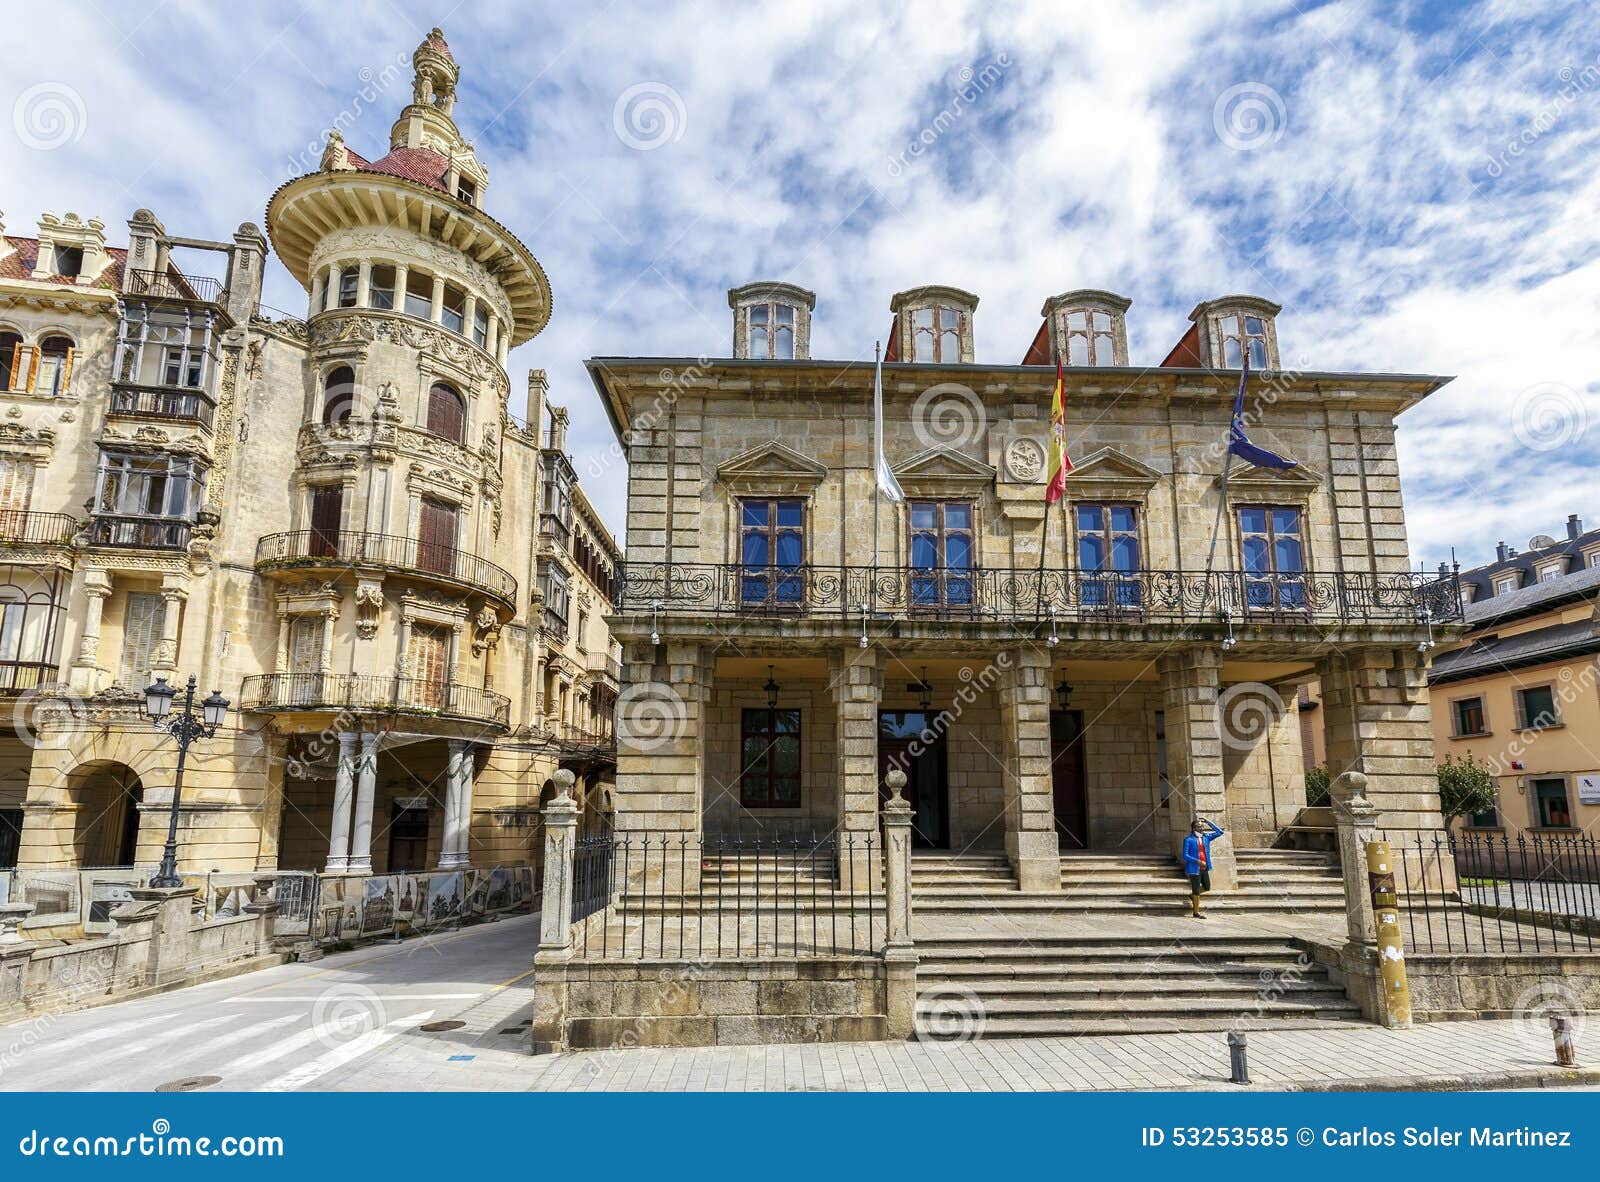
[1045,352,1071,504]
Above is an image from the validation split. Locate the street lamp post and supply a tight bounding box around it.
[144,674,230,889]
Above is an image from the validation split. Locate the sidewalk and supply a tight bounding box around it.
[323,1017,1600,1092]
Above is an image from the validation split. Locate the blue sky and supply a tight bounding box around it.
[6,0,1598,564]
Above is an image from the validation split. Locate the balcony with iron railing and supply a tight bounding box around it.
[585,649,622,682]
[87,515,191,551]
[107,384,216,429]
[615,563,1464,629]
[122,268,224,306]
[0,511,79,547]
[0,660,61,695]
[239,673,511,730]
[255,530,517,609]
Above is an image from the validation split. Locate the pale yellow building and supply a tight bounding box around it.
[0,28,617,885]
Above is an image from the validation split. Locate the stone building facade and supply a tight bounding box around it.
[590,285,1460,889]
[0,28,617,880]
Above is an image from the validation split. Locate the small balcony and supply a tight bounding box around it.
[240,672,511,730]
[123,268,224,306]
[255,530,517,610]
[88,514,191,550]
[0,660,61,694]
[107,384,216,429]
[0,511,79,547]
[585,649,622,682]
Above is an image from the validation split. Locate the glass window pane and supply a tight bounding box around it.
[775,532,802,566]
[1077,504,1103,532]
[1111,535,1139,572]
[1068,336,1089,365]
[1066,310,1087,331]
[1094,333,1114,361]
[911,535,937,567]
[944,503,971,528]
[748,305,768,325]
[914,308,933,329]
[946,535,972,569]
[750,326,768,356]
[742,534,769,565]
[1239,507,1267,534]
[1271,507,1300,536]
[1223,337,1242,367]
[1109,505,1137,532]
[1274,537,1303,573]
[742,501,768,527]
[1244,316,1264,335]
[776,500,803,527]
[774,327,793,359]
[910,503,936,529]
[1092,311,1111,331]
[775,305,794,326]
[1249,338,1267,368]
[1079,535,1106,570]
[1242,536,1269,572]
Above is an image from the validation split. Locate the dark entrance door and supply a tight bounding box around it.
[388,802,430,871]
[0,807,20,868]
[114,783,144,867]
[1050,709,1089,849]
[878,711,948,849]
[308,485,343,557]
[417,497,458,577]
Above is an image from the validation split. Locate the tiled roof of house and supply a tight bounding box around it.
[1462,547,1600,627]
[344,146,452,193]
[1429,615,1600,684]
[0,237,127,290]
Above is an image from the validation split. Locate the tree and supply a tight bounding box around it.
[1304,764,1331,807]
[1436,753,1497,827]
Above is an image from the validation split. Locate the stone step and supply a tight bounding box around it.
[913,897,1345,915]
[915,935,1310,956]
[917,978,1351,1000]
[919,1014,1367,1038]
[916,994,1360,1018]
[918,963,1319,983]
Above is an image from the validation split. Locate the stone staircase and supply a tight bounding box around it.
[913,931,1363,1037]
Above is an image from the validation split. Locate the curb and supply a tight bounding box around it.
[1172,1066,1600,1092]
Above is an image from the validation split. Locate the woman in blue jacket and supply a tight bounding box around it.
[1182,819,1223,919]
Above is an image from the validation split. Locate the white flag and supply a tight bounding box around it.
[873,344,904,504]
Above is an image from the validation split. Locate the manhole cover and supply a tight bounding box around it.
[156,1075,222,1093]
[419,1020,466,1032]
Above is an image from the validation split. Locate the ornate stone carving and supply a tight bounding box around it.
[1003,437,1045,482]
[354,579,384,639]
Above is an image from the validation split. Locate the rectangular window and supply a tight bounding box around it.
[119,591,164,687]
[95,453,204,519]
[1219,314,1268,369]
[369,266,395,311]
[403,271,433,320]
[1238,504,1305,612]
[1494,575,1519,595]
[1453,696,1486,737]
[740,707,802,808]
[472,305,489,349]
[441,286,465,334]
[0,458,35,526]
[416,498,459,577]
[1076,502,1142,607]
[739,498,805,608]
[162,347,202,387]
[1516,684,1558,730]
[908,500,975,609]
[1539,564,1562,582]
[288,615,322,675]
[336,267,359,308]
[1063,308,1116,366]
[1533,777,1572,828]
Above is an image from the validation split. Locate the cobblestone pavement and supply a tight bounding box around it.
[2,910,1592,1092]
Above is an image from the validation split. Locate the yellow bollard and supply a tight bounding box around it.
[1365,840,1412,1029]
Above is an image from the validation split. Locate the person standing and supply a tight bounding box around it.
[1183,818,1224,919]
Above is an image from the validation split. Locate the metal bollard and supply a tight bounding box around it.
[1227,1031,1250,1084]
[1551,1016,1578,1067]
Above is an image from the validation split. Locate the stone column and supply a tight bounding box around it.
[325,731,357,873]
[153,583,185,673]
[1332,770,1381,946]
[438,740,473,869]
[355,259,371,307]
[531,769,578,1054]
[70,570,112,690]
[1158,647,1236,889]
[346,732,379,874]
[486,313,499,359]
[323,263,338,312]
[455,741,476,868]
[428,273,445,324]
[309,272,325,316]
[392,262,409,313]
[998,646,1060,892]
[830,645,882,888]
[255,747,286,871]
[881,768,919,1040]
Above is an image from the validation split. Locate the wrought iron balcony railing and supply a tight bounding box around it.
[0,660,60,694]
[88,514,191,550]
[239,673,511,729]
[255,530,517,605]
[123,267,224,305]
[0,511,79,546]
[108,384,216,428]
[615,563,1463,626]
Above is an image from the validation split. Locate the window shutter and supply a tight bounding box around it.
[119,592,164,686]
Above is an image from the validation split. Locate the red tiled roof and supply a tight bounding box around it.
[0,237,126,291]
[1159,322,1204,368]
[345,146,453,193]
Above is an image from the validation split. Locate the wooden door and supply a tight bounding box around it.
[417,498,457,577]
[287,616,322,704]
[119,592,164,687]
[308,485,343,557]
[877,711,949,849]
[0,458,33,539]
[407,623,450,710]
[387,803,430,871]
[1050,709,1089,849]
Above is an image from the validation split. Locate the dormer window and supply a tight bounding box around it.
[457,177,477,205]
[1493,574,1519,596]
[53,247,83,279]
[1185,296,1282,370]
[913,305,962,363]
[891,286,978,364]
[1220,313,1268,369]
[728,282,816,360]
[1042,291,1131,367]
[1538,562,1563,583]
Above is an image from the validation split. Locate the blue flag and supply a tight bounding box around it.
[1228,353,1296,469]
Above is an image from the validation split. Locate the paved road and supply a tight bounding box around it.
[2,913,1594,1092]
[0,913,540,1092]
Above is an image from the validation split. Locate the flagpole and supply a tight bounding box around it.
[872,342,881,601]
[1035,346,1057,623]
[1201,357,1247,614]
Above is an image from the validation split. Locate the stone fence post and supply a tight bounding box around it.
[1328,771,1412,1029]
[243,873,281,958]
[121,886,200,988]
[531,768,578,1054]
[881,768,918,1040]
[0,903,34,1024]
[1332,770,1380,945]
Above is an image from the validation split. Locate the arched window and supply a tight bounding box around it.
[35,335,74,396]
[322,365,355,426]
[426,383,465,442]
[0,332,22,392]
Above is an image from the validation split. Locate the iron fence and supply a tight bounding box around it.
[570,830,883,959]
[1388,830,1600,953]
[617,562,1461,626]
[255,530,517,604]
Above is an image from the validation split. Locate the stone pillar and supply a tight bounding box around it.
[309,271,325,316]
[355,259,371,307]
[325,731,357,873]
[486,313,499,359]
[998,646,1060,892]
[1332,770,1381,946]
[428,273,445,324]
[615,641,709,834]
[153,583,185,673]
[456,741,476,868]
[70,571,113,691]
[438,740,473,869]
[243,874,280,959]
[831,646,882,888]
[531,769,578,1054]
[323,263,338,312]
[346,732,379,874]
[255,746,286,871]
[0,902,31,944]
[1158,648,1237,889]
[126,885,198,988]
[392,262,409,313]
[1318,648,1447,844]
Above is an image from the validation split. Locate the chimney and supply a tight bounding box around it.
[526,369,549,440]
[1495,542,1508,563]
[1568,514,1583,540]
[225,221,267,323]
[1437,562,1449,580]
[547,403,569,453]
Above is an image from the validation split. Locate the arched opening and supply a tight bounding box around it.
[36,334,74,397]
[322,365,355,426]
[0,330,22,392]
[425,382,465,442]
[67,761,145,868]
